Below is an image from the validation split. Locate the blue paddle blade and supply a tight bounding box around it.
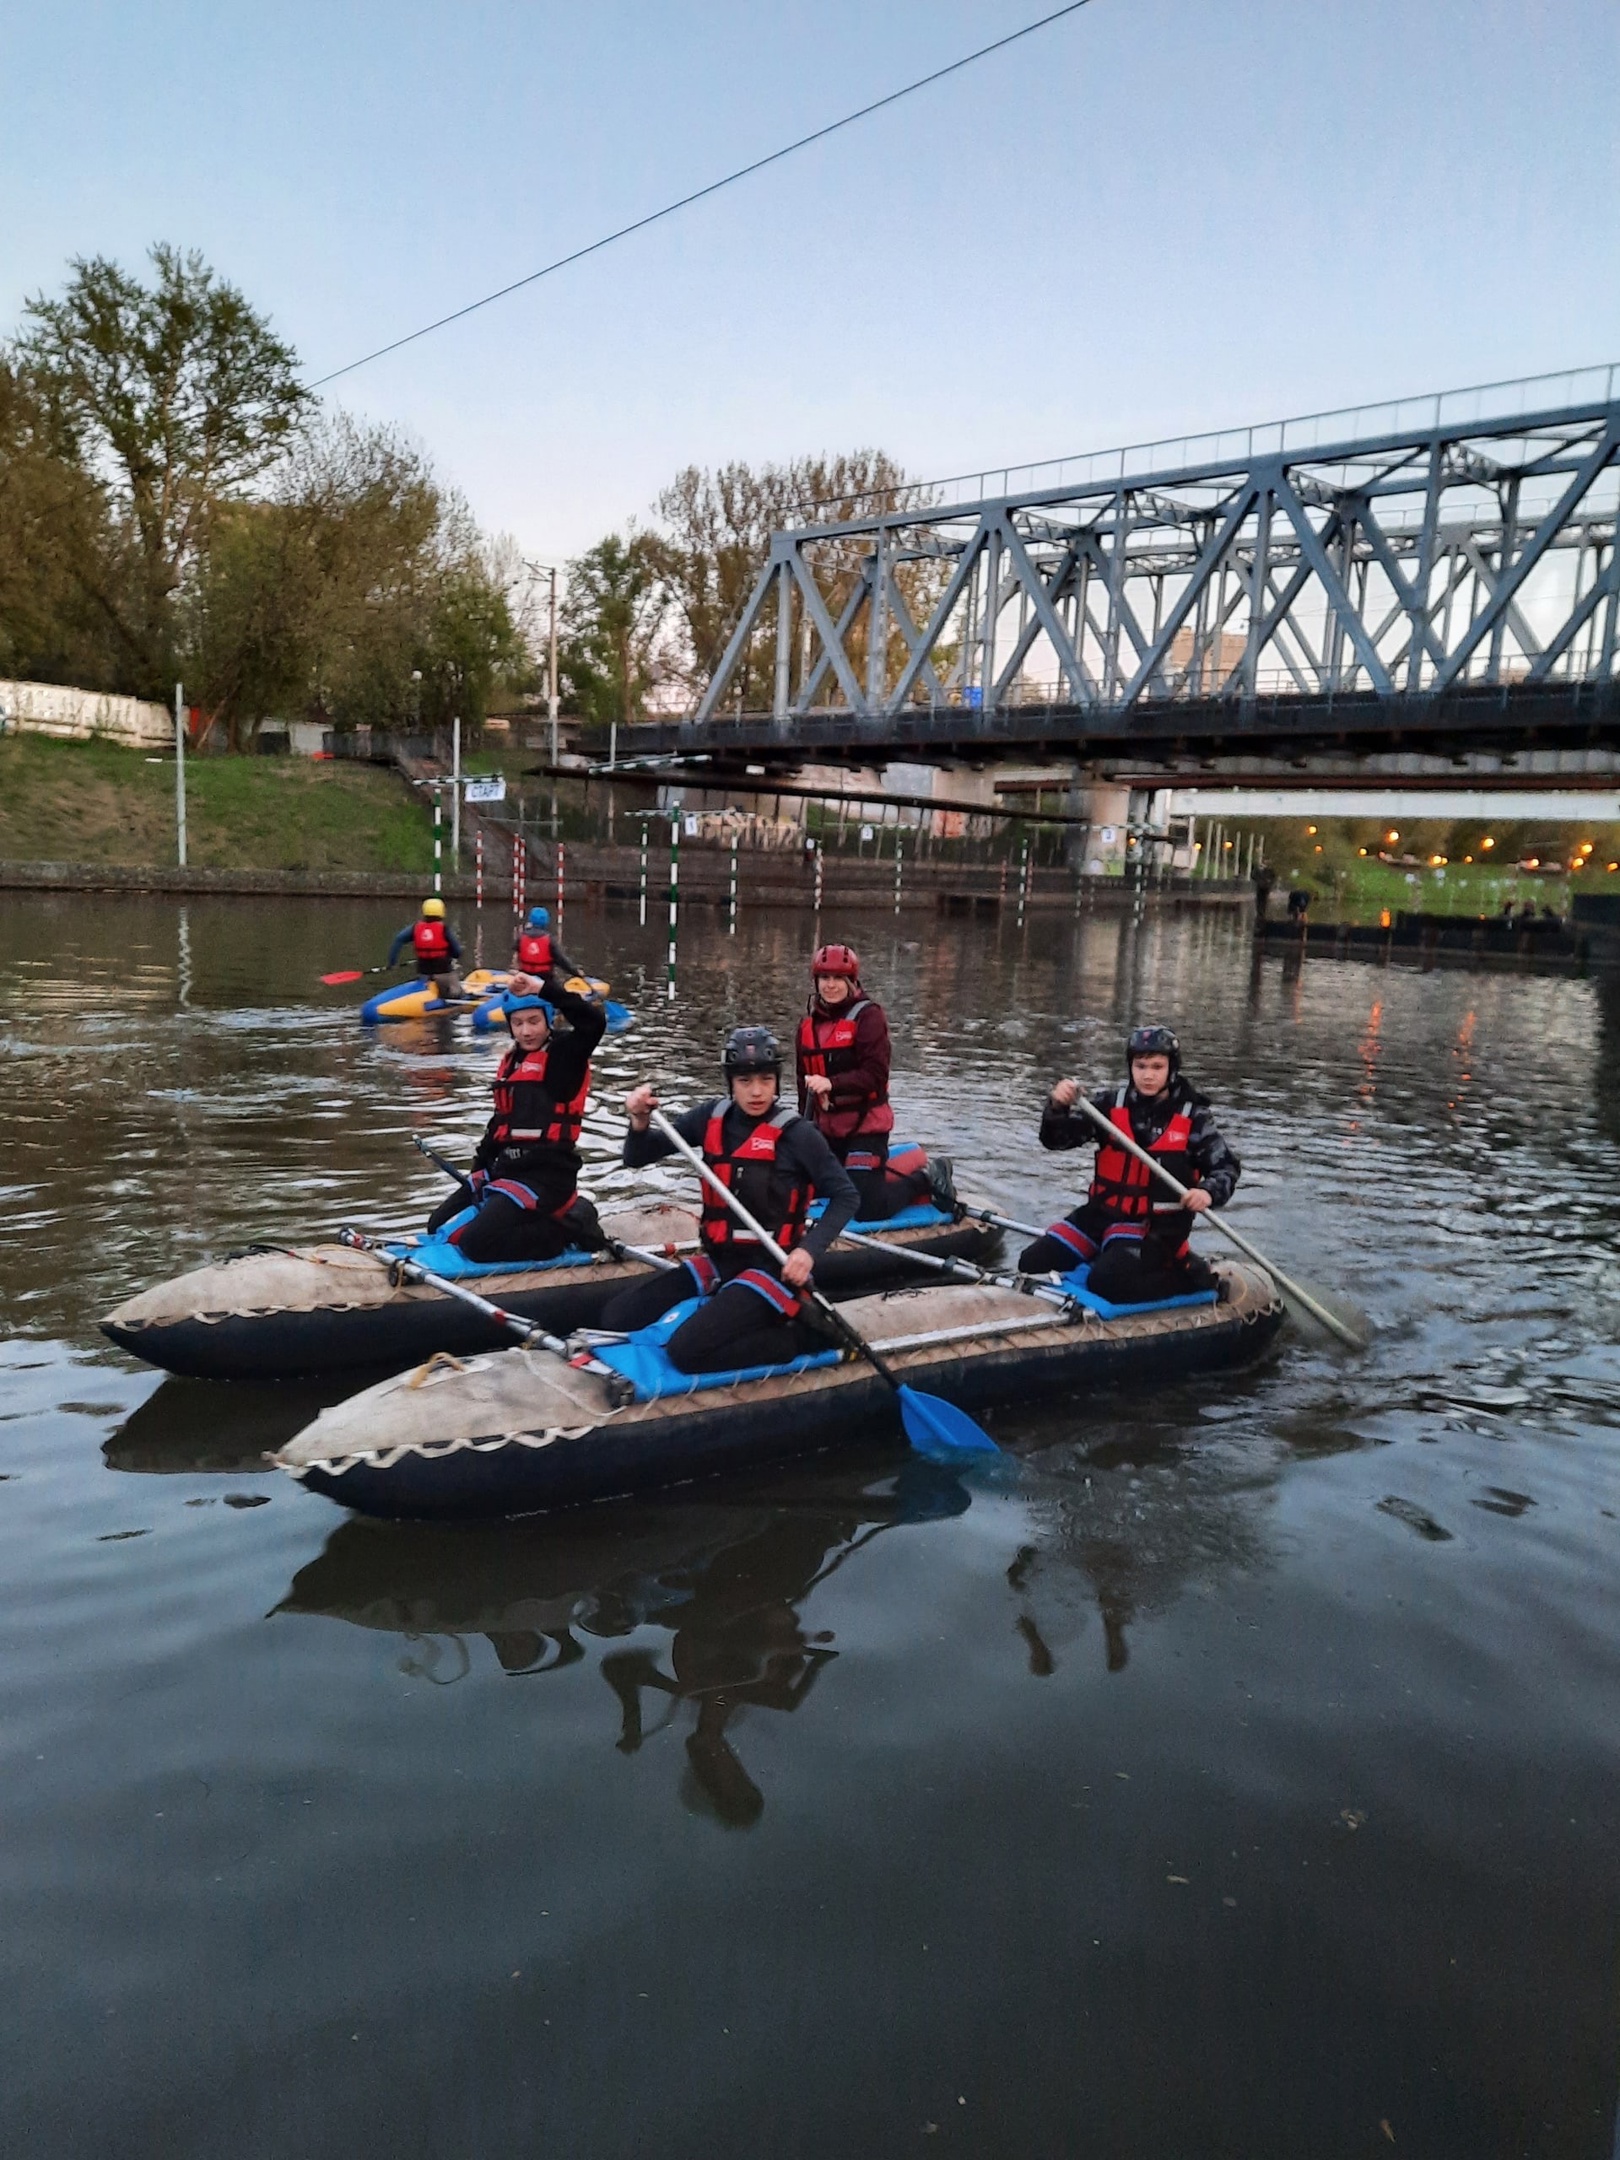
[603,1000,634,1033]
[897,1385,1000,1460]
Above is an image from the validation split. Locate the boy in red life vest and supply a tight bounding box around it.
[513,906,582,984]
[1017,1024,1241,1304]
[601,1026,858,1375]
[425,975,606,1262]
[385,897,463,999]
[795,942,946,1220]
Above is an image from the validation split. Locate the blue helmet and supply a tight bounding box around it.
[526,906,550,930]
[503,990,554,1022]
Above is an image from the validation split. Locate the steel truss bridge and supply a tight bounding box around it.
[636,366,1620,785]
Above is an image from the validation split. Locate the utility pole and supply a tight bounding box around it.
[174,682,187,867]
[548,566,560,769]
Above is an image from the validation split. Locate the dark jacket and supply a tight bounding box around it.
[795,996,893,1143]
[472,978,606,1209]
[624,1098,859,1263]
[1039,1076,1240,1208]
[387,921,463,968]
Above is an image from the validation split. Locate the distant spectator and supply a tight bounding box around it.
[1252,865,1277,922]
[1286,888,1311,925]
[1540,904,1562,927]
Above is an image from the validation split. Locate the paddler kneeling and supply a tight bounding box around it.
[425,974,605,1262]
[1017,1024,1240,1304]
[603,1025,858,1375]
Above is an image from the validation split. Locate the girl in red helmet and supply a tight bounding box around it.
[794,943,940,1221]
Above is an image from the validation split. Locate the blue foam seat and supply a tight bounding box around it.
[1057,1264,1217,1320]
[384,1225,597,1280]
[594,1297,843,1402]
[807,1199,950,1231]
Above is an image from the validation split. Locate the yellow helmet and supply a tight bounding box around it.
[421,897,446,919]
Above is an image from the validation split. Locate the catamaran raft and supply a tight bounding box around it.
[271,1262,1286,1520]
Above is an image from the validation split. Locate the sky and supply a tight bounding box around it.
[4,0,1618,565]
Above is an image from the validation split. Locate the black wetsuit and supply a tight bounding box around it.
[1018,1077,1240,1303]
[604,1098,858,1374]
[425,978,606,1262]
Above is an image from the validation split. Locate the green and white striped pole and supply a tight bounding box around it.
[432,786,443,895]
[728,831,739,936]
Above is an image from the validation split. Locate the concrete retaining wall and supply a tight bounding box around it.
[0,678,174,749]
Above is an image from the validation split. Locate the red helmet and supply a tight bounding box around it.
[811,942,861,981]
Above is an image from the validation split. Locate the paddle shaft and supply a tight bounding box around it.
[337,1228,571,1355]
[1062,1090,1363,1348]
[411,1135,678,1272]
[837,1225,1073,1310]
[647,1109,907,1390]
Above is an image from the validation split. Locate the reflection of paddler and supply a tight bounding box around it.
[600,1509,859,1828]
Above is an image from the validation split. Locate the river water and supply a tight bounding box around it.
[2,890,1618,2160]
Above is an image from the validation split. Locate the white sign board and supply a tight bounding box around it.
[463,775,506,804]
[1099,825,1117,844]
[683,813,699,837]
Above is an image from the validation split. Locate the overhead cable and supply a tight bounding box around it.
[309,1,1096,388]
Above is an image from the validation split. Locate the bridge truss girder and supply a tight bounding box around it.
[694,393,1620,736]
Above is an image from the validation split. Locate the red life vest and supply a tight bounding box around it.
[699,1101,808,1252]
[412,918,451,966]
[795,1000,893,1142]
[490,1042,590,1151]
[516,930,554,974]
[1087,1087,1195,1221]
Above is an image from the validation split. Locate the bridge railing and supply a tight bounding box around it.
[787,361,1620,527]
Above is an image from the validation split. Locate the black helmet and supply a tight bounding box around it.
[1126,1024,1180,1079]
[723,1025,782,1082]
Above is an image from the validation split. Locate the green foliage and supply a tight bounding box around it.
[2,248,522,747]
[15,245,309,691]
[560,532,664,730]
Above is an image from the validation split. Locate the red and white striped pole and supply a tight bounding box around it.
[475,828,484,912]
[512,832,524,943]
[556,841,565,928]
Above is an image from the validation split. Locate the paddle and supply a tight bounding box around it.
[410,1136,679,1273]
[1061,1091,1366,1349]
[647,1106,999,1460]
[321,965,395,985]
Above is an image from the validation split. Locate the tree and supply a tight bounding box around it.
[651,450,935,709]
[0,356,115,685]
[560,532,667,731]
[185,415,521,747]
[15,244,308,692]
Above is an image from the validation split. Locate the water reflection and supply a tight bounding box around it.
[278,1461,971,1827]
[104,1374,338,1474]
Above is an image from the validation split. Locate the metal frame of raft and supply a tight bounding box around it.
[272,1263,1286,1520]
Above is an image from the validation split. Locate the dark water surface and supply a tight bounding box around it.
[3,891,1619,2159]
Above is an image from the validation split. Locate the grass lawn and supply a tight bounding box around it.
[0,734,437,873]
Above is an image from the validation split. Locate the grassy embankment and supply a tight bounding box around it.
[0,733,438,872]
[1246,814,1620,921]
